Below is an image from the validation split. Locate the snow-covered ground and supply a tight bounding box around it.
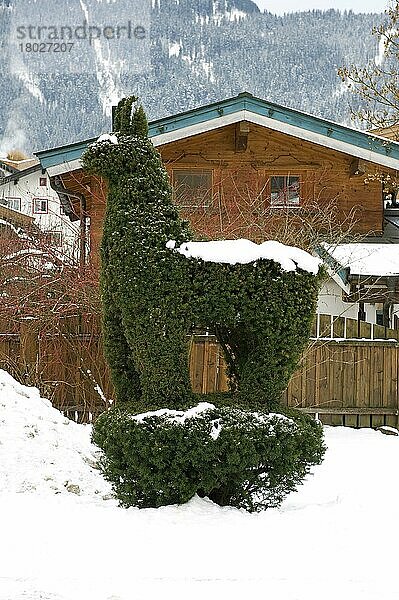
[0,369,398,600]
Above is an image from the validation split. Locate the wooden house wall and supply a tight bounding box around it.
[62,122,385,268]
[88,175,107,268]
[161,123,383,241]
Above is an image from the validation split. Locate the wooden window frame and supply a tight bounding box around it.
[172,169,213,209]
[270,174,301,208]
[44,230,62,247]
[3,197,21,212]
[33,197,48,214]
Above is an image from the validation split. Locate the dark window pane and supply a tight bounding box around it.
[271,175,300,206]
[44,231,62,246]
[271,176,286,205]
[33,198,48,214]
[2,197,21,211]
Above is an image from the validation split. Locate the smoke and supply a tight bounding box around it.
[0,113,28,157]
[0,53,45,155]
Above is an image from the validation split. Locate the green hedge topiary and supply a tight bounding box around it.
[85,96,326,511]
[82,97,324,413]
[187,256,323,411]
[92,402,325,512]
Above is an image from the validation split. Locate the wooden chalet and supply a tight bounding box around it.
[35,92,399,283]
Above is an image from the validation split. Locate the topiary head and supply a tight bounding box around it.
[81,96,157,183]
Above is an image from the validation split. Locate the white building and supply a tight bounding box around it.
[317,243,399,334]
[0,162,80,261]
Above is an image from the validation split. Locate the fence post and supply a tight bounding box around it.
[19,319,39,386]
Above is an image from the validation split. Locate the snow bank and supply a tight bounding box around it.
[2,369,399,599]
[0,369,112,500]
[167,239,321,274]
[2,421,399,600]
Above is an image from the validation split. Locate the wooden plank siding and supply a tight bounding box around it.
[160,122,384,240]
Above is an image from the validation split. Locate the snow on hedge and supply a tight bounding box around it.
[95,133,118,145]
[0,369,112,499]
[131,402,294,442]
[131,402,216,423]
[167,238,321,274]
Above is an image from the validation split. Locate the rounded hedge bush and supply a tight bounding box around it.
[92,402,325,512]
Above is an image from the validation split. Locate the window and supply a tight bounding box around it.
[172,170,212,208]
[39,177,47,187]
[44,231,62,246]
[270,175,300,207]
[33,198,48,214]
[1,197,21,211]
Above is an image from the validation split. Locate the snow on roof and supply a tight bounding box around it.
[325,243,399,277]
[167,239,321,274]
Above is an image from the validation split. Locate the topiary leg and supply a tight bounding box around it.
[122,313,193,410]
[102,289,141,403]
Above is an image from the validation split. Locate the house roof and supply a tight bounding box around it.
[9,158,39,171]
[0,160,18,176]
[324,243,399,278]
[0,203,34,229]
[36,92,399,176]
[0,163,42,184]
[370,124,399,141]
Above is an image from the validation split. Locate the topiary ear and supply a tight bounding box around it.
[131,104,148,138]
[113,96,148,138]
[120,97,135,134]
[113,97,126,132]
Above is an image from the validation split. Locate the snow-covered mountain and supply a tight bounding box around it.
[0,0,383,153]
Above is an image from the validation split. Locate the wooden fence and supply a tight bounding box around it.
[312,312,399,341]
[1,315,399,428]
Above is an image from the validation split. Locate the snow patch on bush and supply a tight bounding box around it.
[95,133,118,145]
[131,402,216,424]
[131,402,294,440]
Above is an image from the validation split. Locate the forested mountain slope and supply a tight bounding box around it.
[0,0,383,153]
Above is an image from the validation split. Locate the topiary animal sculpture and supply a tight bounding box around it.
[82,96,323,412]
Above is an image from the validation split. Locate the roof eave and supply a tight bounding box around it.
[0,163,42,183]
[35,92,399,173]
